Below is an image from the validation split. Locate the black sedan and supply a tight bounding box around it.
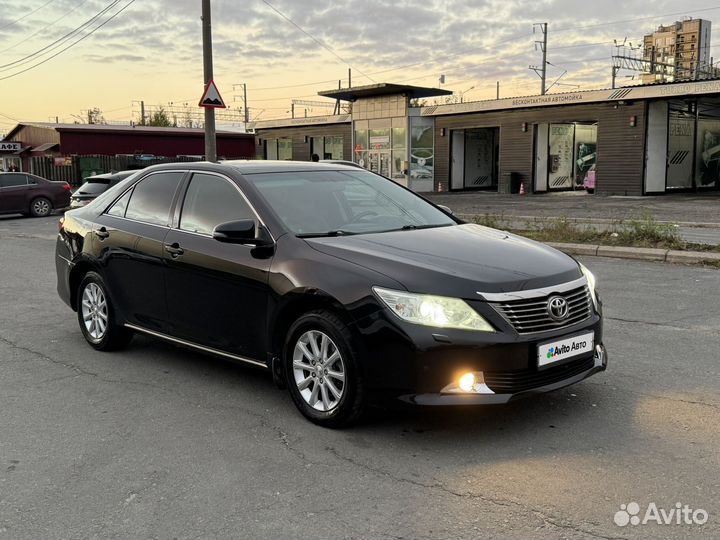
[56,161,607,427]
[70,170,138,209]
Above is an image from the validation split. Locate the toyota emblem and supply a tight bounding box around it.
[547,296,569,321]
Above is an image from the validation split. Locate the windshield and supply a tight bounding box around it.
[245,170,455,236]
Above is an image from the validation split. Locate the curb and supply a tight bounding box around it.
[546,242,720,266]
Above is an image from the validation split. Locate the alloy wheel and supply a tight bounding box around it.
[81,282,108,340]
[33,199,51,216]
[292,330,346,412]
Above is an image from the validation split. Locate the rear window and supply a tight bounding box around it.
[77,181,109,195]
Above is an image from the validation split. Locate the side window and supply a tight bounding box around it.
[179,173,254,235]
[107,189,132,217]
[124,172,184,226]
[0,174,27,188]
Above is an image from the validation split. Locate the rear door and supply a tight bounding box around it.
[0,174,29,213]
[163,171,273,360]
[93,170,186,331]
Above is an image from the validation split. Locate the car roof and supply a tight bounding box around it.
[222,160,363,174]
[84,170,137,181]
[114,160,366,177]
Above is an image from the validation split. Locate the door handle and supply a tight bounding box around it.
[164,242,184,258]
[94,227,110,239]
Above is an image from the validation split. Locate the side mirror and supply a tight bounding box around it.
[437,204,453,215]
[213,219,273,246]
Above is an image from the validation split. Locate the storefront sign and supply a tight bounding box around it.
[423,79,720,117]
[54,157,72,166]
[0,142,21,152]
[369,135,390,145]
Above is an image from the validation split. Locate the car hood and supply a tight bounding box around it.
[305,223,582,298]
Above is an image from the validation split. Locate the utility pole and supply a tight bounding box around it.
[291,103,295,118]
[496,81,500,100]
[529,23,548,95]
[334,79,341,114]
[348,68,352,88]
[243,83,248,126]
[201,0,217,162]
[140,100,145,125]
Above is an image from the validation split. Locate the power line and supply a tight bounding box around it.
[0,0,123,72]
[0,0,59,32]
[0,0,137,81]
[259,0,376,83]
[0,0,93,54]
[553,6,720,33]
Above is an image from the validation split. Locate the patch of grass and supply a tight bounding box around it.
[479,211,688,250]
[614,211,683,249]
[471,213,505,229]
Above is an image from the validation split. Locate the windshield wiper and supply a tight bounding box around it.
[400,223,453,231]
[296,230,357,238]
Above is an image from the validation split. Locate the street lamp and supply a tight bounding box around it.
[459,85,476,103]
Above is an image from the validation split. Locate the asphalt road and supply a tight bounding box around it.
[1,214,719,540]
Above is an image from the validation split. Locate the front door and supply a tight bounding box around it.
[450,130,465,190]
[95,170,186,331]
[0,173,29,213]
[163,172,273,360]
[368,150,391,178]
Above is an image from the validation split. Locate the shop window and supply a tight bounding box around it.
[544,123,597,191]
[695,117,720,188]
[667,105,694,189]
[409,116,434,187]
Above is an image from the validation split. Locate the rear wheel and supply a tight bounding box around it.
[77,271,133,351]
[284,310,364,428]
[29,197,52,217]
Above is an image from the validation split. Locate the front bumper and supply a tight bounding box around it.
[354,301,606,405]
[400,343,607,405]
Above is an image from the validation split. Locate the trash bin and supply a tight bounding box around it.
[499,172,513,194]
[510,173,522,194]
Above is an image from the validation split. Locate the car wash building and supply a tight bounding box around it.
[252,79,720,196]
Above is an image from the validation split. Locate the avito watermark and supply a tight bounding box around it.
[614,502,709,527]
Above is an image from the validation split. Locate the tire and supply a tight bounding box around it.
[284,310,365,428]
[29,197,52,217]
[76,271,133,351]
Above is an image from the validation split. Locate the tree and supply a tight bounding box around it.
[147,106,173,127]
[86,107,106,124]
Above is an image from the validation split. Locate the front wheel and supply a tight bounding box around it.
[77,271,133,351]
[284,310,365,428]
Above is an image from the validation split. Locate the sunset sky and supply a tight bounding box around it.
[1,0,720,135]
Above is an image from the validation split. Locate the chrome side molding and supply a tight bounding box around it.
[124,323,268,369]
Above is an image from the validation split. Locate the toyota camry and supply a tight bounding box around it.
[56,161,607,427]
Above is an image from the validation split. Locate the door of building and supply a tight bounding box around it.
[1,156,22,172]
[450,130,465,190]
[369,150,391,178]
[463,128,498,189]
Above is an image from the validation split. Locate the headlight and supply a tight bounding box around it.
[579,263,599,310]
[373,287,495,332]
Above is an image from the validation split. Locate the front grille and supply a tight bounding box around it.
[492,285,592,334]
[484,356,595,393]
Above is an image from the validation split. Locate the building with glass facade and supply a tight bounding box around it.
[252,79,720,196]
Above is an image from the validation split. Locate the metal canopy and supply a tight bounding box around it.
[318,83,452,102]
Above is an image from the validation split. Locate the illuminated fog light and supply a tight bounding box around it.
[458,372,476,392]
[441,371,492,395]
